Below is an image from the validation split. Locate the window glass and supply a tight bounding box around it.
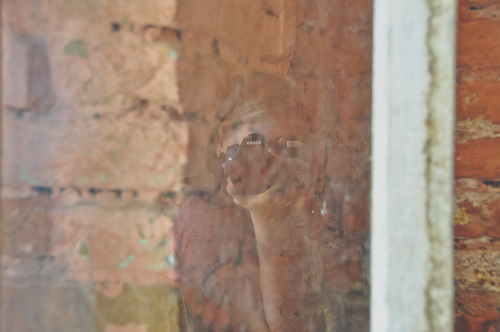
[1,1,372,331]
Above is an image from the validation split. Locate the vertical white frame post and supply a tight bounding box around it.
[370,0,457,331]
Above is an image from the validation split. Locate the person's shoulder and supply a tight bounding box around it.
[173,192,210,227]
[177,191,234,214]
[179,191,210,210]
[174,191,248,228]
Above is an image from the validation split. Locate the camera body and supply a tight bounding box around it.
[223,133,295,195]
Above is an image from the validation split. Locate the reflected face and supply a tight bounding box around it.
[216,120,284,158]
[216,118,302,198]
[217,121,279,197]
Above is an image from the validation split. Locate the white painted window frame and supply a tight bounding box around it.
[370,0,457,331]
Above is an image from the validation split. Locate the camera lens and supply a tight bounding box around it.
[224,134,278,195]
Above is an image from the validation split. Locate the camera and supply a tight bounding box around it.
[222,133,296,195]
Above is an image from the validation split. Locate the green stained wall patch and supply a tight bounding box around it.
[79,242,90,260]
[169,50,178,60]
[64,39,88,59]
[148,262,165,271]
[75,176,88,186]
[167,254,177,268]
[19,173,38,184]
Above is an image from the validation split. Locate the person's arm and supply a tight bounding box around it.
[173,195,271,332]
[247,199,326,332]
[228,139,328,331]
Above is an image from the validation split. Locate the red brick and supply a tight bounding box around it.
[460,0,500,4]
[457,65,500,82]
[458,0,500,22]
[453,180,500,247]
[457,82,500,123]
[455,138,500,179]
[453,1,500,331]
[455,237,500,251]
[455,250,500,292]
[454,189,500,239]
[457,19,500,70]
[455,290,500,332]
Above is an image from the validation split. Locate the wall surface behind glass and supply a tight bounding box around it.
[1,0,372,331]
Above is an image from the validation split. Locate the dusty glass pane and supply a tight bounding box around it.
[1,1,372,331]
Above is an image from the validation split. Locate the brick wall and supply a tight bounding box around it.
[175,1,372,329]
[2,1,184,331]
[455,1,500,331]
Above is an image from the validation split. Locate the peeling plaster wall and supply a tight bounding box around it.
[1,0,373,331]
[454,1,500,331]
[2,1,184,331]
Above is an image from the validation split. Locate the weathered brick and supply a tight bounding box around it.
[3,102,189,189]
[457,65,500,83]
[457,82,500,123]
[457,19,500,72]
[455,138,500,179]
[4,0,178,26]
[1,282,95,332]
[455,250,500,292]
[456,120,500,145]
[455,289,500,332]
[2,0,187,191]
[452,1,500,331]
[95,284,180,332]
[2,196,53,258]
[49,201,178,284]
[454,179,500,238]
[1,192,180,286]
[455,237,500,251]
[458,0,500,22]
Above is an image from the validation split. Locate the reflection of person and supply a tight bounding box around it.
[174,73,335,331]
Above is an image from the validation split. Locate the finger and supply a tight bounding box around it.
[267,145,301,160]
[232,190,272,210]
[278,135,297,145]
[285,140,304,148]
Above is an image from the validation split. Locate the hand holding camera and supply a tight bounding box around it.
[220,133,310,212]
